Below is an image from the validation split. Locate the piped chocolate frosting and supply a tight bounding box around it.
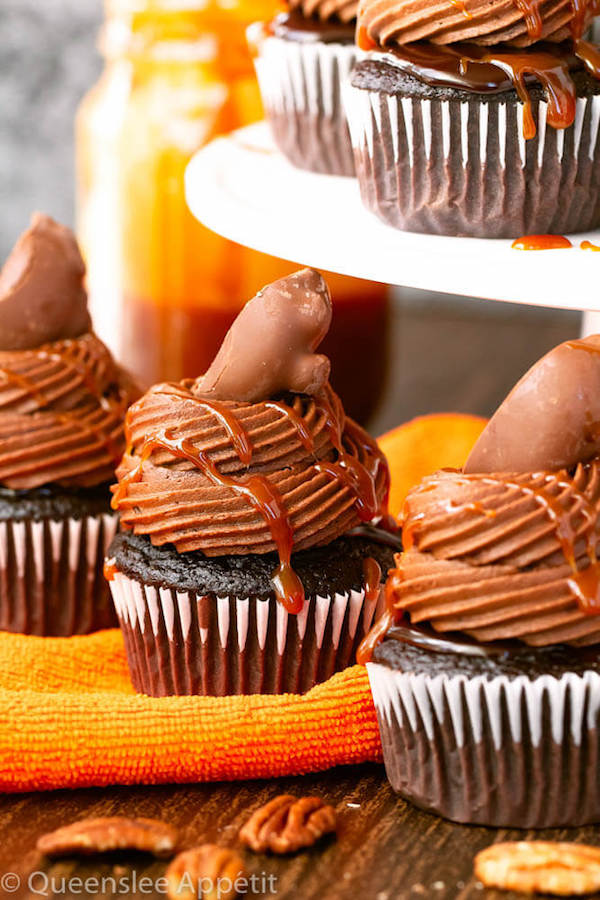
[0,215,138,490]
[360,334,600,660]
[112,270,390,613]
[356,0,600,139]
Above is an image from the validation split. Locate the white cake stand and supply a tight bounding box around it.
[185,122,600,316]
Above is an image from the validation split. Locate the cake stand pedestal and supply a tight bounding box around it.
[186,121,599,314]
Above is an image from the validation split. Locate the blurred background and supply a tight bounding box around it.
[0,0,581,434]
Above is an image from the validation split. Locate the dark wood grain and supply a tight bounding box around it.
[0,766,599,900]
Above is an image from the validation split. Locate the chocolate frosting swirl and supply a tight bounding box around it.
[114,381,388,555]
[0,214,139,490]
[394,463,600,646]
[357,0,597,48]
[288,0,358,24]
[0,334,139,490]
[377,334,600,651]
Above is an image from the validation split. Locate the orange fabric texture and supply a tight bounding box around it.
[0,413,484,792]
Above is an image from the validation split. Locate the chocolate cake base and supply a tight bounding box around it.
[345,59,600,237]
[107,529,397,696]
[369,624,600,827]
[248,14,357,176]
[0,484,118,635]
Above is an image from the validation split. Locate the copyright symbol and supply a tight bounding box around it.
[1,872,20,892]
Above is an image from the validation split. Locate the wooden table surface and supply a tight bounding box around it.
[2,765,600,900]
[0,300,592,900]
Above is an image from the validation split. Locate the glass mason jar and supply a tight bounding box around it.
[76,0,389,424]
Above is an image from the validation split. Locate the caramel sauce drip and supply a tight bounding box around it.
[0,338,130,472]
[512,234,574,249]
[103,558,118,582]
[114,384,388,614]
[314,391,390,522]
[265,400,315,453]
[358,23,378,50]
[480,46,576,138]
[115,427,305,614]
[514,0,544,41]
[362,556,382,604]
[356,579,396,664]
[448,0,472,18]
[576,38,600,77]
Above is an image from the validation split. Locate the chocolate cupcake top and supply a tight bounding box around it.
[112,269,390,613]
[357,0,597,48]
[356,0,600,138]
[360,337,600,660]
[0,214,139,491]
[288,0,358,24]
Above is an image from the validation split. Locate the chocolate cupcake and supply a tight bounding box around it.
[361,335,600,826]
[344,0,600,236]
[248,0,358,175]
[107,268,396,697]
[0,214,139,635]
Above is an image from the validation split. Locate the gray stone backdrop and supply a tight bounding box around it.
[0,0,102,259]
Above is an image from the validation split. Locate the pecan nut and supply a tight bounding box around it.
[166,845,246,900]
[475,841,600,896]
[37,816,178,859]
[239,794,336,854]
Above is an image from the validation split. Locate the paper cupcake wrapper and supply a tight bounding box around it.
[368,662,600,827]
[248,23,357,176]
[110,569,383,696]
[343,81,600,237]
[0,513,118,636]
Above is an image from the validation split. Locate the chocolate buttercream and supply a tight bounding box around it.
[0,214,91,350]
[288,0,357,24]
[195,269,332,403]
[114,381,388,555]
[0,334,138,490]
[0,216,138,490]
[357,0,598,49]
[112,269,390,612]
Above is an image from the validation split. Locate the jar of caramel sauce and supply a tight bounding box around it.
[76,0,389,423]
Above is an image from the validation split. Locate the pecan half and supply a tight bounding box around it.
[475,841,600,896]
[166,845,246,900]
[239,794,336,854]
[37,817,178,859]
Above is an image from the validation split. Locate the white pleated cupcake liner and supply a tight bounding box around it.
[343,78,600,236]
[368,661,600,827]
[248,23,357,175]
[0,512,118,635]
[109,568,383,696]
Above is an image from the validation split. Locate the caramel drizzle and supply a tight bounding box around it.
[314,390,389,522]
[0,342,127,466]
[448,0,472,18]
[359,465,600,662]
[114,385,387,615]
[514,0,544,41]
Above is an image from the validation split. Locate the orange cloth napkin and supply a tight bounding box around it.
[0,413,485,792]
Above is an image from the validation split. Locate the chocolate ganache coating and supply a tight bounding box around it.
[0,213,91,350]
[0,215,139,490]
[112,269,390,613]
